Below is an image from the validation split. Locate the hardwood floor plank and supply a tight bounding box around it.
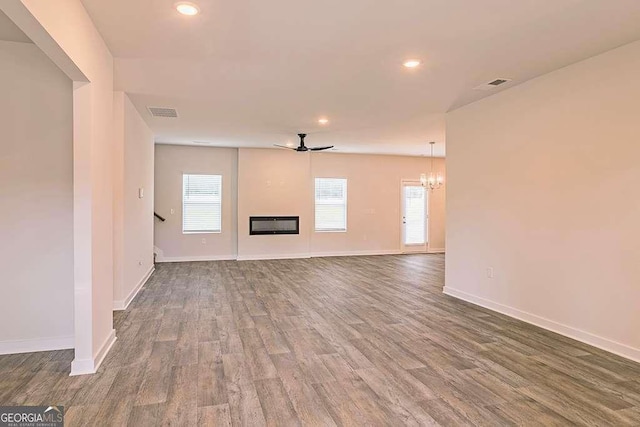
[198,404,233,426]
[297,355,337,385]
[217,315,245,355]
[253,315,292,355]
[415,398,476,427]
[135,341,176,406]
[225,377,267,426]
[356,367,439,426]
[313,380,370,426]
[197,362,227,407]
[198,340,222,365]
[94,365,144,425]
[197,317,220,343]
[338,376,407,426]
[161,365,198,426]
[520,385,633,426]
[237,328,279,380]
[484,397,575,426]
[1,254,639,426]
[254,378,300,426]
[128,403,164,427]
[270,353,337,426]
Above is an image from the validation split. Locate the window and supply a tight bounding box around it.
[182,174,222,233]
[315,178,347,232]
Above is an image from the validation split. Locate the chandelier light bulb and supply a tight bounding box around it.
[420,142,444,190]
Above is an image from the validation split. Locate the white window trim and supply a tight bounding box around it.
[182,173,223,234]
[182,231,221,235]
[314,177,348,233]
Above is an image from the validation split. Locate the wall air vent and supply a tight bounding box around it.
[474,78,512,91]
[147,107,178,118]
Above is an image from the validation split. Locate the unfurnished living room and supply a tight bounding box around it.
[1,0,640,426]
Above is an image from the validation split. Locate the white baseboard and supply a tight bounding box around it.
[443,286,640,364]
[70,329,117,376]
[0,335,74,355]
[158,250,430,262]
[113,266,155,311]
[310,250,402,258]
[157,255,237,263]
[236,253,311,261]
[153,245,164,262]
[427,248,445,254]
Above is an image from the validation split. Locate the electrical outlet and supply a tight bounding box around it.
[170,208,175,215]
[201,238,206,245]
[486,267,494,279]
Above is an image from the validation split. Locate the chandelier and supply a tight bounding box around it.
[420,141,444,190]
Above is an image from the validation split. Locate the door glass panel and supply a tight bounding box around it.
[404,186,426,245]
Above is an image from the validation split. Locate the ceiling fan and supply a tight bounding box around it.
[274,133,334,152]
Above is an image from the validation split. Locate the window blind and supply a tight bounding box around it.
[182,174,222,233]
[315,178,347,231]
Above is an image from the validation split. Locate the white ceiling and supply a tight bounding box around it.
[80,0,640,156]
[0,10,32,43]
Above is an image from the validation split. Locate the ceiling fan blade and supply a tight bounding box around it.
[273,144,296,150]
[309,146,334,151]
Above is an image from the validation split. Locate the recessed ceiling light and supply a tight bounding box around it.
[318,118,329,125]
[403,59,421,68]
[175,2,200,15]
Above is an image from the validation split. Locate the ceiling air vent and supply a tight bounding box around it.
[474,78,512,91]
[147,107,178,118]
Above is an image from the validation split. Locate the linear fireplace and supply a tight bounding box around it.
[249,216,300,235]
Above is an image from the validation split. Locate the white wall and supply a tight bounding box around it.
[154,145,238,261]
[4,0,118,374]
[0,40,74,353]
[155,146,445,261]
[237,148,313,259]
[311,152,446,255]
[445,40,640,361]
[113,93,155,309]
